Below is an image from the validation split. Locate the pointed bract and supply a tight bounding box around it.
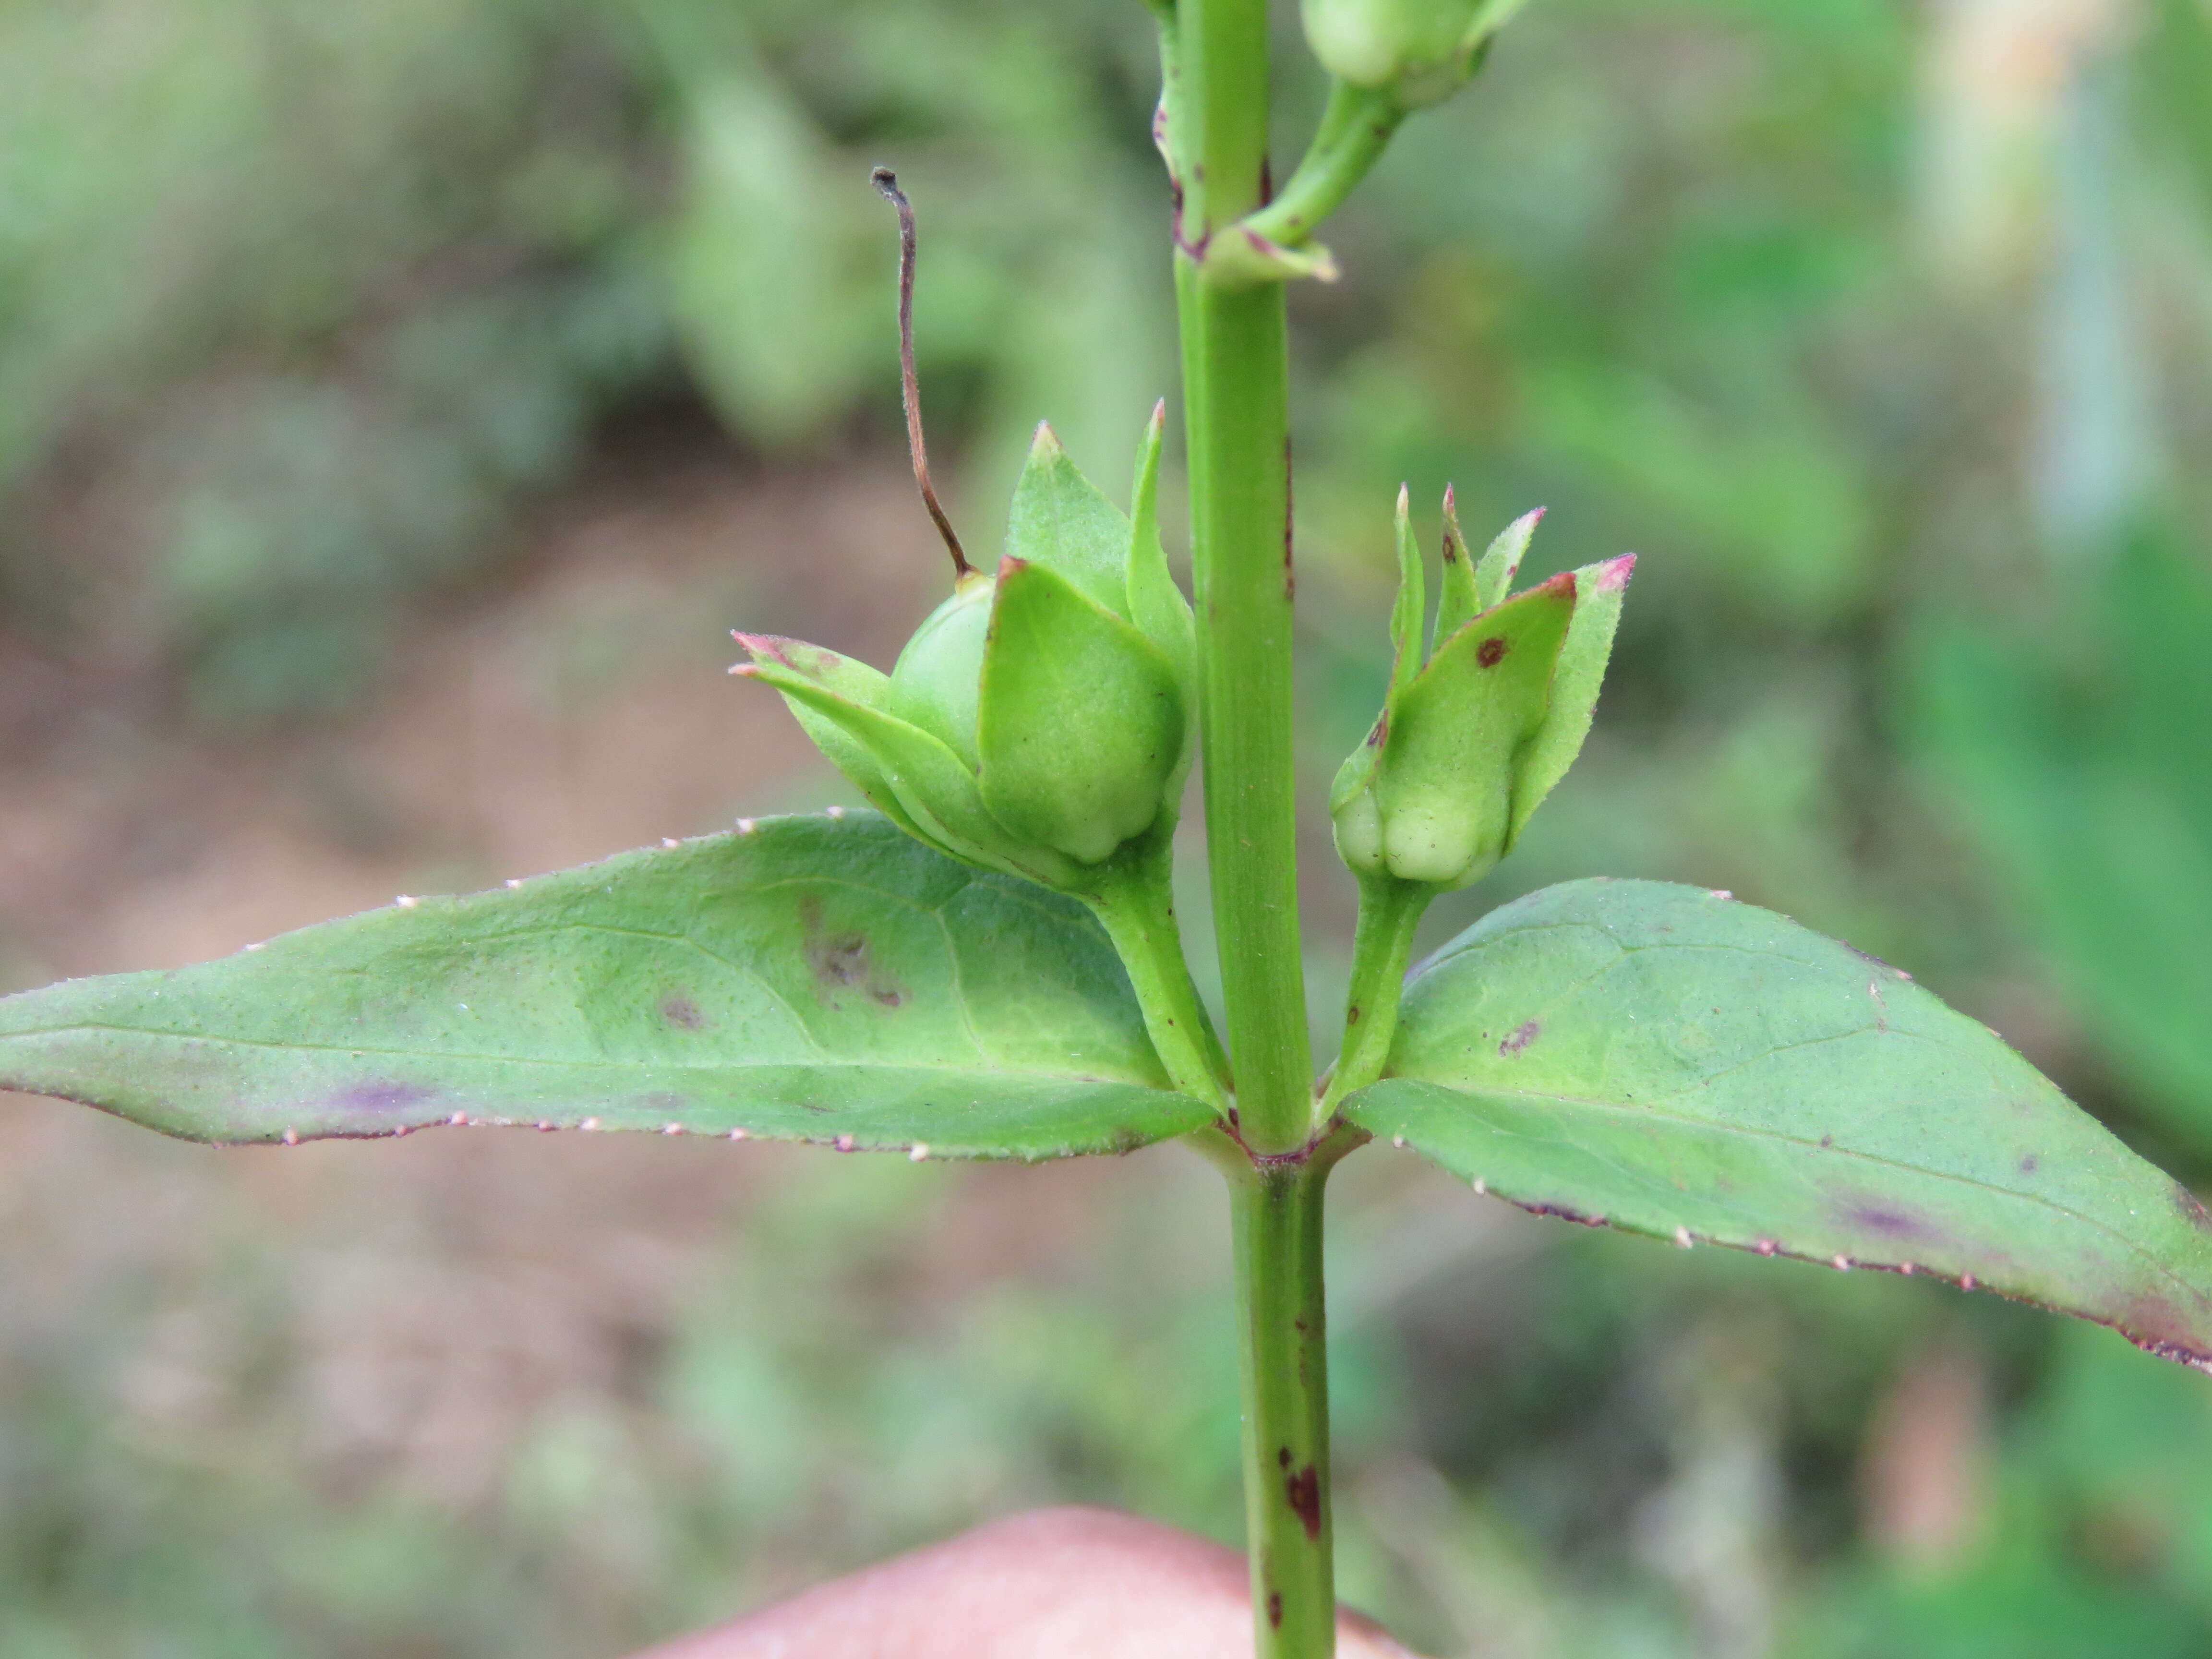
[1388,484,1426,702]
[1125,400,1199,742]
[733,636,923,839]
[1507,553,1635,846]
[743,654,1080,890]
[1432,485,1482,649]
[1006,422,1133,618]
[1474,507,1543,614]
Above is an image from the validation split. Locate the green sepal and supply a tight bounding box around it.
[1375,572,1574,887]
[1125,400,1199,741]
[1387,484,1426,702]
[732,635,926,841]
[741,654,1080,890]
[1006,421,1133,619]
[1506,553,1635,847]
[978,558,1186,866]
[1474,506,1542,614]
[1432,487,1482,650]
[889,573,995,768]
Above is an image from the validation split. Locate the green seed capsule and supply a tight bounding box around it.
[1331,488,1635,890]
[1301,0,1528,109]
[733,409,1197,893]
[892,572,995,766]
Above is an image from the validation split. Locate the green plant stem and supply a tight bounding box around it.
[1084,850,1234,1111]
[1226,1146,1343,1658]
[1178,0,1313,1158]
[1320,870,1429,1113]
[1239,81,1407,253]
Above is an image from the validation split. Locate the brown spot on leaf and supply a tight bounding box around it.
[1476,636,1509,669]
[1268,1593,1283,1629]
[2020,1154,2037,1174]
[1284,1464,1322,1540]
[1277,1446,1292,1468]
[799,894,906,1010]
[1346,1004,1361,1025]
[661,993,706,1030]
[1499,1020,1540,1057]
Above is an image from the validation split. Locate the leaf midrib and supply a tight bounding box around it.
[0,1022,1175,1092]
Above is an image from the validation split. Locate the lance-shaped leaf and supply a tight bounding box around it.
[1507,553,1636,846]
[1006,421,1131,618]
[0,814,1209,1159]
[977,558,1185,866]
[1345,878,2212,1370]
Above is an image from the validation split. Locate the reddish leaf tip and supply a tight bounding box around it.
[1593,553,1637,592]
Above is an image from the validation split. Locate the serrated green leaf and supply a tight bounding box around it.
[1506,552,1635,846]
[0,815,1209,1160]
[1346,878,2212,1371]
[1005,421,1132,618]
[977,559,1184,865]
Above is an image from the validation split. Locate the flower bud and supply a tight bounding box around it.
[734,408,1197,891]
[1301,0,1529,109]
[1332,487,1633,889]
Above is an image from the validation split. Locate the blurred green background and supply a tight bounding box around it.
[3,0,2212,1653]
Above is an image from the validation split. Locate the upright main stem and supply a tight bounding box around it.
[1174,0,1337,1653]
[1178,0,1312,1159]
[1229,1155,1338,1657]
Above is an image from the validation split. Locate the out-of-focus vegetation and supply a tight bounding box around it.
[3,0,2212,1655]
